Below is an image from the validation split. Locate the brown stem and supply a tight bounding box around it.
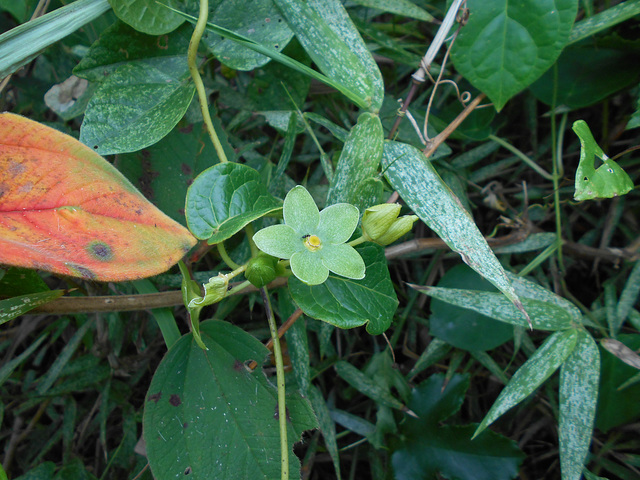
[422,92,486,159]
[247,308,304,370]
[26,226,638,316]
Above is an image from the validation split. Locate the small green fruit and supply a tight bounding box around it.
[245,254,279,288]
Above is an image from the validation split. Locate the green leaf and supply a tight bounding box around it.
[475,329,579,436]
[308,387,342,480]
[109,0,187,35]
[383,140,529,325]
[13,462,56,480]
[407,338,451,379]
[413,285,575,330]
[392,374,524,480]
[573,120,634,201]
[0,290,64,326]
[172,8,370,109]
[617,260,640,329]
[350,0,433,21]
[506,272,583,324]
[327,112,384,210]
[451,0,578,111]
[289,243,398,335]
[143,320,317,480]
[201,0,294,70]
[272,0,384,111]
[74,21,193,82]
[0,0,111,78]
[118,120,234,225]
[186,163,282,243]
[559,330,600,480]
[79,62,194,155]
[334,361,406,411]
[596,334,640,432]
[530,47,640,110]
[568,0,640,45]
[0,334,47,388]
[429,265,513,351]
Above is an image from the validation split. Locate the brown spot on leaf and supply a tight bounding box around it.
[87,241,113,262]
[181,163,192,175]
[148,392,162,403]
[157,34,169,50]
[169,394,182,406]
[184,466,192,475]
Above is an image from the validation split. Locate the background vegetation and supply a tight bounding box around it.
[1,0,640,479]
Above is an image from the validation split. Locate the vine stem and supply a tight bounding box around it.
[260,287,289,480]
[187,0,229,163]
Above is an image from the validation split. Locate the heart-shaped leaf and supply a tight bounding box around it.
[143,320,317,480]
[186,162,282,244]
[288,243,398,335]
[451,0,578,111]
[0,113,196,281]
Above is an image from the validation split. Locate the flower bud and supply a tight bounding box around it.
[188,273,229,308]
[362,203,401,241]
[374,215,419,246]
[245,254,280,288]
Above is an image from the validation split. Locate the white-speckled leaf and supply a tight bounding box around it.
[109,0,188,35]
[559,330,600,480]
[475,329,579,437]
[350,0,433,21]
[327,112,383,208]
[383,141,529,325]
[80,62,194,155]
[505,272,583,324]
[410,286,574,331]
[202,0,294,70]
[273,0,384,111]
[0,0,111,79]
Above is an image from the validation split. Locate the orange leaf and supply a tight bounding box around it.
[0,113,197,281]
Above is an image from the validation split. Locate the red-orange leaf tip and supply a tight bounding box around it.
[0,113,197,281]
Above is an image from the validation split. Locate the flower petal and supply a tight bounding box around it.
[283,185,320,235]
[290,250,329,285]
[317,203,359,244]
[321,244,365,280]
[253,224,301,259]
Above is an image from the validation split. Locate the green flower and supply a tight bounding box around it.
[252,185,365,285]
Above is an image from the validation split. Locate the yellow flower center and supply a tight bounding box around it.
[303,234,322,252]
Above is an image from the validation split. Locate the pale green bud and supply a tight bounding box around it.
[374,215,419,246]
[362,203,401,241]
[188,273,229,308]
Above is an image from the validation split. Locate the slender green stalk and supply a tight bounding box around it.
[217,242,241,270]
[348,236,367,247]
[187,0,228,163]
[489,135,553,180]
[550,65,565,269]
[260,287,289,480]
[245,223,260,257]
